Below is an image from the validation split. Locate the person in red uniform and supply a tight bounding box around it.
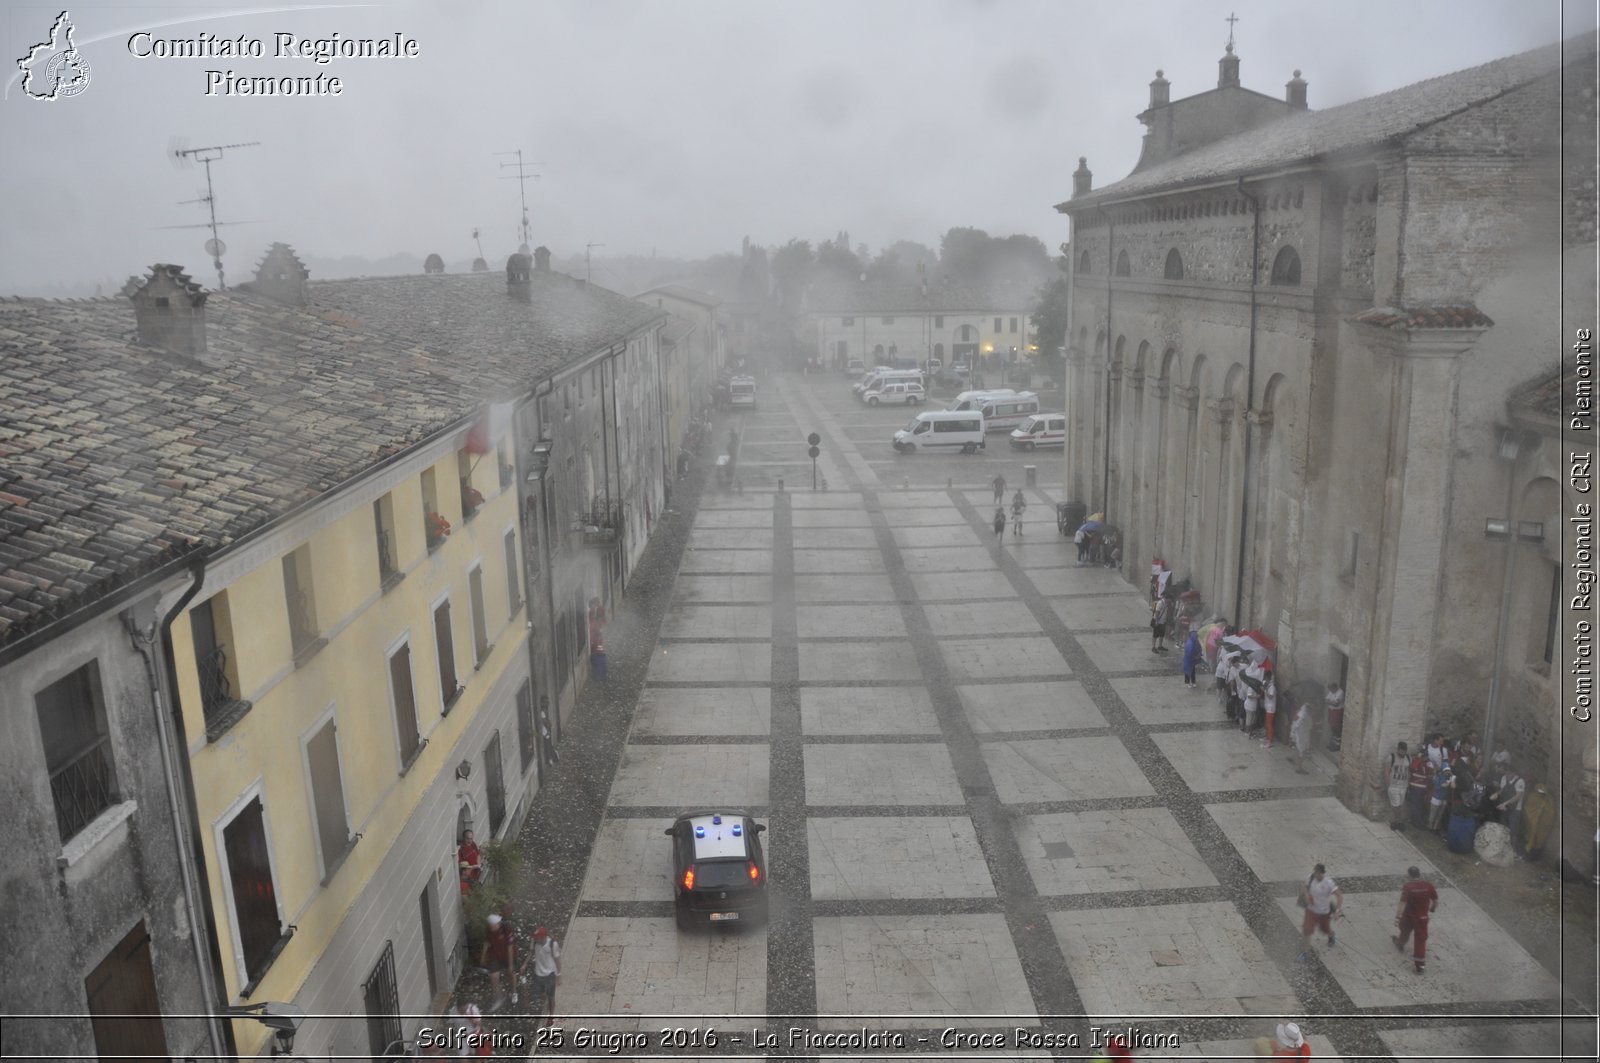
[458,829,483,889]
[1393,865,1439,974]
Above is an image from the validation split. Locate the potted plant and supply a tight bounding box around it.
[425,508,452,548]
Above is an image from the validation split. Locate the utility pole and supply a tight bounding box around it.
[166,139,261,290]
[586,243,606,283]
[496,149,542,254]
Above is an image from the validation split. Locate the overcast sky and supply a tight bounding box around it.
[0,0,1589,294]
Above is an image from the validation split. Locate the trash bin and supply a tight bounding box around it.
[1056,500,1087,537]
[1024,464,1037,486]
[591,648,608,681]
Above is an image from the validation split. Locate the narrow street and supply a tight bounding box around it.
[496,372,1584,1060]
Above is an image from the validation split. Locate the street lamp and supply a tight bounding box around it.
[225,1001,306,1057]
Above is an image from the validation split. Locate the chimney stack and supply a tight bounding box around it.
[1148,69,1170,109]
[533,246,551,272]
[1072,157,1093,199]
[249,243,309,307]
[506,253,533,301]
[1285,69,1308,109]
[124,264,211,363]
[1218,42,1240,88]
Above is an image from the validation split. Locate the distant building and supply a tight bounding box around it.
[1056,32,1597,860]
[637,283,727,484]
[806,283,1036,374]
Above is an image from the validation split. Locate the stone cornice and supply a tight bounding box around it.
[1174,386,1199,410]
[1207,398,1236,424]
[1150,379,1170,399]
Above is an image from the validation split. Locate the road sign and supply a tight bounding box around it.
[807,433,821,446]
[807,445,820,459]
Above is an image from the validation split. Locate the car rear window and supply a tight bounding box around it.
[692,859,750,887]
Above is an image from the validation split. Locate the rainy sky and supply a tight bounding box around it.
[0,0,1588,294]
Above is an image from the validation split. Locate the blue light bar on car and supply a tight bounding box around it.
[712,815,721,825]
[732,823,742,837]
[694,825,706,838]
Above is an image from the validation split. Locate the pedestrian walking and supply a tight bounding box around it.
[538,695,559,766]
[1324,681,1345,752]
[1384,742,1411,830]
[1392,865,1439,974]
[1289,699,1313,773]
[1261,667,1278,747]
[1011,490,1026,537]
[1151,592,1174,653]
[1256,1021,1311,1059]
[1074,524,1089,564]
[479,913,517,1010]
[1182,629,1200,688]
[462,1003,494,1056]
[526,926,562,1026]
[993,506,1007,543]
[992,473,1007,504]
[1297,863,1343,960]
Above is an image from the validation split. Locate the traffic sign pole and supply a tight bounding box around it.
[807,433,822,491]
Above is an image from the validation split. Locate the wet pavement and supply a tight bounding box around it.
[475,372,1592,1061]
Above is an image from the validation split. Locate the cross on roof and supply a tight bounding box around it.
[1226,11,1239,48]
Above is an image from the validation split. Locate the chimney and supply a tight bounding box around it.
[533,246,551,272]
[1286,69,1308,110]
[249,243,309,307]
[1072,157,1093,198]
[1218,42,1240,88]
[124,264,210,363]
[1148,69,1170,109]
[506,253,532,301]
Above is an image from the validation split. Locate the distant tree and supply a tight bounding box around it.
[1030,247,1072,384]
[936,227,1052,292]
[815,236,863,285]
[938,227,993,285]
[738,244,771,304]
[770,239,814,309]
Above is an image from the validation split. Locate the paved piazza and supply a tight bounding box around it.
[558,376,1583,1061]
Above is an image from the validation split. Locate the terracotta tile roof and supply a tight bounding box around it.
[0,267,664,651]
[805,282,1038,314]
[1350,305,1495,330]
[1062,32,1595,209]
[637,283,723,308]
[1510,366,1577,423]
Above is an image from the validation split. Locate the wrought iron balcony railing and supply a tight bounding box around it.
[579,499,625,546]
[199,644,253,740]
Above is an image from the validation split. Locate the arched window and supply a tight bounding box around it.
[1270,246,1302,286]
[1115,250,1130,277]
[1077,250,1091,274]
[1164,248,1184,280]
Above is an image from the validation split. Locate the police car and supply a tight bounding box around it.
[665,811,768,928]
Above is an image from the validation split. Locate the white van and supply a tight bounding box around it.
[893,410,987,454]
[978,392,1040,432]
[946,388,1017,412]
[857,368,922,400]
[852,366,897,394]
[730,376,757,407]
[1009,412,1067,450]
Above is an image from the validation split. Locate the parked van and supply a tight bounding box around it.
[893,410,987,454]
[730,375,757,407]
[1009,412,1067,450]
[852,367,896,394]
[946,388,1017,412]
[863,380,925,406]
[977,392,1040,432]
[857,368,923,400]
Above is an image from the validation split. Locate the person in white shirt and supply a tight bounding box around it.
[527,926,561,1026]
[1262,669,1279,748]
[1298,863,1343,960]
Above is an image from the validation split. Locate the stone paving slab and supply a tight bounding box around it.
[794,548,888,574]
[670,574,773,603]
[687,527,775,551]
[1074,631,1178,674]
[868,507,970,526]
[812,914,1036,1029]
[791,507,875,527]
[698,492,776,509]
[1379,1021,1594,1063]
[958,681,1106,733]
[793,574,899,602]
[580,818,678,902]
[908,571,1015,601]
[1148,730,1338,793]
[798,641,924,682]
[1008,550,1076,569]
[678,548,774,574]
[924,600,1043,636]
[982,736,1156,803]
[801,687,940,735]
[1022,566,1129,596]
[808,817,997,899]
[609,744,770,806]
[1049,902,1300,1017]
[792,525,880,549]
[789,492,870,509]
[1271,888,1564,1007]
[797,604,909,639]
[1111,676,1226,725]
[646,643,773,683]
[1051,593,1158,630]
[1015,807,1217,895]
[893,524,986,548]
[689,508,775,529]
[804,744,964,805]
[632,687,772,736]
[937,637,1072,680]
[873,491,962,508]
[658,604,774,640]
[1207,796,1439,883]
[555,916,766,1028]
[899,547,1003,573]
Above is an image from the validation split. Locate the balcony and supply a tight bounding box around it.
[578,499,625,547]
[199,644,253,741]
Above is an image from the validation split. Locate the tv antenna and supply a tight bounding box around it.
[586,243,605,284]
[495,149,542,255]
[167,138,261,289]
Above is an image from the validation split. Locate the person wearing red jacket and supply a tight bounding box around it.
[1393,865,1440,974]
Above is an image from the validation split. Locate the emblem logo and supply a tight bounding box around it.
[17,11,91,101]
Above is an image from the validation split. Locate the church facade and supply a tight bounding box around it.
[1056,34,1597,862]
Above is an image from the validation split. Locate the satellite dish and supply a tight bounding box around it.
[204,238,226,257]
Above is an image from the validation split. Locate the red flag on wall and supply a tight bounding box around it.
[465,402,514,454]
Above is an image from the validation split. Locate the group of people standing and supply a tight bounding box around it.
[1183,620,1330,775]
[1381,732,1555,860]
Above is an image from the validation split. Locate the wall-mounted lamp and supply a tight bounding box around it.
[1517,521,1545,543]
[1485,517,1511,541]
[225,1002,305,1056]
[455,759,472,781]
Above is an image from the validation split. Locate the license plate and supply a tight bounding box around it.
[708,912,740,922]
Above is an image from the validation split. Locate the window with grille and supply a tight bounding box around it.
[389,643,421,768]
[362,941,403,1062]
[191,593,250,739]
[282,545,321,660]
[374,496,401,590]
[485,732,506,836]
[222,796,282,984]
[35,661,118,843]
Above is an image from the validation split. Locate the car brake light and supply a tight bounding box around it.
[748,862,760,882]
[683,867,695,889]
